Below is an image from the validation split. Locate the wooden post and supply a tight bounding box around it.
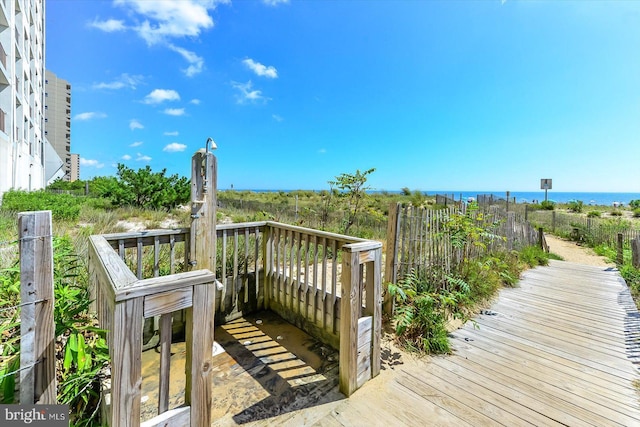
[617,233,624,265]
[383,202,400,315]
[538,227,545,251]
[340,248,360,397]
[340,242,382,397]
[185,145,217,426]
[507,212,515,250]
[110,299,143,426]
[18,211,56,404]
[262,225,272,310]
[631,238,640,268]
[189,147,217,274]
[552,211,556,233]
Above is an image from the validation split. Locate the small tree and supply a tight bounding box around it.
[107,164,190,210]
[330,168,375,234]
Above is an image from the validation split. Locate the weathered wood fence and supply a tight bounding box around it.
[18,211,56,404]
[1,211,58,405]
[385,203,541,304]
[528,209,640,248]
[88,149,382,426]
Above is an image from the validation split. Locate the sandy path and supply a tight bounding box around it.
[544,234,614,267]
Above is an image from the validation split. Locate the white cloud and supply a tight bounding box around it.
[74,112,107,121]
[272,114,283,122]
[163,143,187,152]
[143,89,180,104]
[136,153,152,162]
[231,80,269,104]
[89,18,126,32]
[129,119,144,130]
[122,154,132,160]
[164,131,179,136]
[262,0,290,6]
[93,73,144,90]
[164,108,185,116]
[190,99,201,105]
[242,58,278,79]
[80,158,105,168]
[168,44,205,77]
[130,141,143,147]
[113,0,225,45]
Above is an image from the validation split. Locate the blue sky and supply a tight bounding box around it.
[46,0,640,192]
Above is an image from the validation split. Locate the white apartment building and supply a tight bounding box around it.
[0,0,46,198]
[45,69,71,180]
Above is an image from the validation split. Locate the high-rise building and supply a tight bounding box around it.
[70,153,80,182]
[45,70,71,181]
[0,0,46,198]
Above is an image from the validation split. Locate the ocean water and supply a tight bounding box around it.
[424,191,640,206]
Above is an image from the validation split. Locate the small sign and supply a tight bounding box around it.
[540,179,552,190]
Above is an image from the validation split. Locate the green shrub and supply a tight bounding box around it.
[620,264,640,295]
[594,244,617,260]
[629,200,640,210]
[106,164,190,211]
[387,270,457,354]
[519,245,551,267]
[587,210,601,218]
[610,209,623,217]
[633,208,640,218]
[0,190,82,221]
[540,200,556,210]
[0,237,108,425]
[567,200,584,213]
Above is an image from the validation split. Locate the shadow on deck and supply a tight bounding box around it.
[140,311,345,425]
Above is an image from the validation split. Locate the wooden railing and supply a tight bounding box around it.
[88,233,215,427]
[89,221,382,425]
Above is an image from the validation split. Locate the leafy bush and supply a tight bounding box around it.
[633,208,640,218]
[593,244,617,260]
[388,270,460,354]
[0,237,108,425]
[104,164,190,211]
[0,190,82,221]
[610,209,623,217]
[620,264,640,296]
[540,200,555,210]
[629,200,640,210]
[567,200,584,213]
[518,245,550,267]
[587,210,601,218]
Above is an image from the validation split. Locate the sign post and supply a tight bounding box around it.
[540,179,552,203]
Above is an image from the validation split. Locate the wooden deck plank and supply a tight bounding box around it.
[431,355,620,427]
[210,260,640,426]
[473,308,628,356]
[450,335,640,424]
[451,327,640,403]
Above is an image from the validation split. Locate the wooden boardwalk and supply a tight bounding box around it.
[252,260,640,427]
